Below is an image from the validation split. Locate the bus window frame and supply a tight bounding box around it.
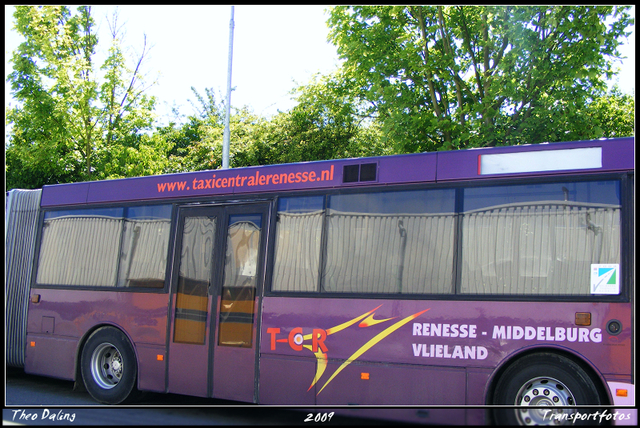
[30,201,178,294]
[265,171,632,304]
[27,171,631,304]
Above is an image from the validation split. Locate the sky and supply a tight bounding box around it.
[4,5,341,123]
[4,5,635,128]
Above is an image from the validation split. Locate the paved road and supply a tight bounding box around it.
[4,367,396,426]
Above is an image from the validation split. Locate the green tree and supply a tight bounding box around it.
[6,6,165,189]
[157,76,387,172]
[158,87,228,172]
[157,87,268,172]
[248,72,389,166]
[587,87,635,139]
[327,5,634,152]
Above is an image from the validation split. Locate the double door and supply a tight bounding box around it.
[167,203,269,402]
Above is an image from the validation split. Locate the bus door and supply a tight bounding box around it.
[167,203,270,402]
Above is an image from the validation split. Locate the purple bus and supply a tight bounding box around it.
[5,137,635,425]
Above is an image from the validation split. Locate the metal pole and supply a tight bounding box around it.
[222,6,234,169]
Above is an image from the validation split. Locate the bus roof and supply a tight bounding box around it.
[40,137,634,207]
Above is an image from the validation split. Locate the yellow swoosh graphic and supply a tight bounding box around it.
[302,304,383,341]
[317,308,430,395]
[304,345,328,392]
[359,312,396,327]
[305,305,384,390]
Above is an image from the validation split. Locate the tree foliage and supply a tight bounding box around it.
[158,87,263,172]
[159,78,389,173]
[5,6,634,191]
[247,72,390,166]
[327,5,634,152]
[587,87,635,139]
[6,6,166,189]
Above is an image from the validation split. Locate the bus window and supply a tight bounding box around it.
[118,205,172,288]
[36,208,124,287]
[324,189,456,294]
[272,196,324,292]
[174,216,216,344]
[460,180,621,295]
[36,205,172,289]
[218,214,262,347]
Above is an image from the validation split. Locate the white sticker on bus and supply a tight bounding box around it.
[591,264,620,295]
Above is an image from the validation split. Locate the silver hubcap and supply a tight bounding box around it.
[90,342,123,389]
[514,376,576,425]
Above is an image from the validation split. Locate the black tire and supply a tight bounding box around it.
[80,327,138,404]
[492,353,607,426]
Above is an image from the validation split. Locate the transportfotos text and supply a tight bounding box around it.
[543,409,631,424]
[157,165,336,193]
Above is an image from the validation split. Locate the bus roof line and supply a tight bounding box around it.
[39,137,634,208]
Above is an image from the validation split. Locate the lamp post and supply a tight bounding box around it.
[222,6,234,169]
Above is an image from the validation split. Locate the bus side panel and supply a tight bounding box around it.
[314,361,466,406]
[466,368,493,405]
[260,297,632,406]
[24,334,78,380]
[136,343,169,392]
[259,355,317,405]
[258,356,472,424]
[25,288,170,387]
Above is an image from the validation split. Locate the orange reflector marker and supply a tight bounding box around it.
[575,312,591,326]
[361,373,369,380]
[30,341,36,347]
[157,355,164,361]
[616,389,628,397]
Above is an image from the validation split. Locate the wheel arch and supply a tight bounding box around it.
[485,345,612,407]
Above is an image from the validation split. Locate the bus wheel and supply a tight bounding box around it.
[80,327,138,404]
[492,353,606,426]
